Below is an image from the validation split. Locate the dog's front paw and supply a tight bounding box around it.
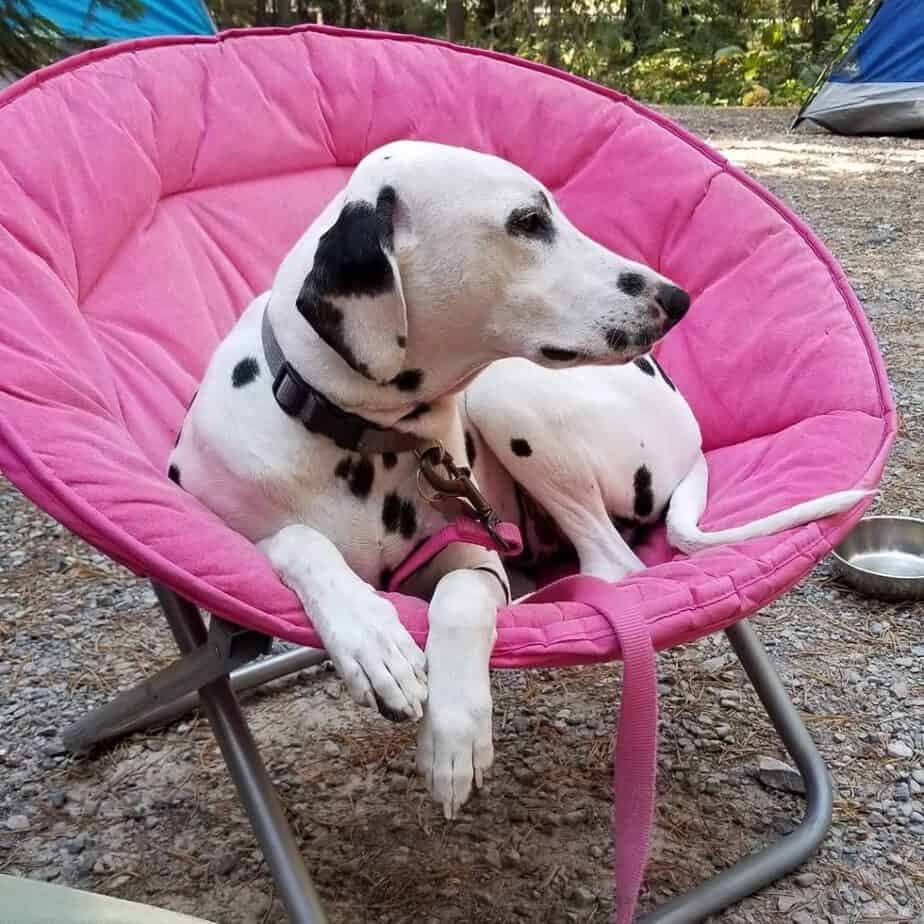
[416,685,493,819]
[326,592,427,722]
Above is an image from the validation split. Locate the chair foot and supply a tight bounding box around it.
[154,583,329,924]
[640,619,834,923]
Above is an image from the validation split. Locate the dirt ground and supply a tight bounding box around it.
[1,106,922,924]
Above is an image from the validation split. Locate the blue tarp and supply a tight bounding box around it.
[30,0,215,40]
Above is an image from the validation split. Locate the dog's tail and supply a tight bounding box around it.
[665,451,871,555]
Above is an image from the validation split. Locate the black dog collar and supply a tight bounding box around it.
[261,308,427,455]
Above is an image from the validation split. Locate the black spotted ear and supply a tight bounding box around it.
[296,186,407,382]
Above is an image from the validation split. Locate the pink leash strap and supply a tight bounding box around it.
[386,517,523,593]
[528,577,658,922]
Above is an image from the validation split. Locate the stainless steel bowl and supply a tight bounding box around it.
[831,515,924,601]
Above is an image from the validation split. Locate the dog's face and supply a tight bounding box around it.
[276,140,689,400]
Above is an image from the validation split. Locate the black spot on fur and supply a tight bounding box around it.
[396,334,407,348]
[390,369,423,392]
[633,465,654,518]
[232,357,260,388]
[403,403,430,421]
[173,427,182,448]
[611,514,653,546]
[605,327,629,352]
[618,272,645,297]
[399,499,417,540]
[634,356,655,377]
[335,457,352,480]
[348,457,374,499]
[167,463,181,486]
[465,431,477,467]
[382,492,402,533]
[382,452,398,470]
[373,692,409,723]
[541,346,579,362]
[511,438,532,458]
[650,355,677,391]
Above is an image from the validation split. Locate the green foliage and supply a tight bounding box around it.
[465,0,871,105]
[3,0,872,107]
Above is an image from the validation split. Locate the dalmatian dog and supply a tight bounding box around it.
[169,140,865,820]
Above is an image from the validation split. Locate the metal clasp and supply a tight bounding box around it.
[415,444,512,551]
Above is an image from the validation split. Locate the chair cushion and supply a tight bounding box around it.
[0,26,895,665]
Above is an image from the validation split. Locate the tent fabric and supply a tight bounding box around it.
[0,25,896,668]
[797,0,924,134]
[29,0,214,41]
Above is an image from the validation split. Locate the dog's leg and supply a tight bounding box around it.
[541,491,646,582]
[259,525,427,721]
[402,547,507,819]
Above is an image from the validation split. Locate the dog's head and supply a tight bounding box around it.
[274,140,689,398]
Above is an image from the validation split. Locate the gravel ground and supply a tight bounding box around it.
[1,106,922,924]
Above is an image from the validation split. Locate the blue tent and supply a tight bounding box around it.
[29,0,215,42]
[793,0,924,135]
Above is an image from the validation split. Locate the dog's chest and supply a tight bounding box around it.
[308,447,447,588]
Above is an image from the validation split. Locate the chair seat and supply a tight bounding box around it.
[0,26,895,666]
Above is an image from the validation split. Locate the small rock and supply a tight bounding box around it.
[887,853,903,866]
[756,756,805,795]
[570,886,595,908]
[892,680,909,699]
[910,811,924,824]
[4,814,29,831]
[485,846,502,870]
[791,912,814,924]
[49,791,67,809]
[871,621,887,635]
[778,894,800,913]
[895,782,910,802]
[795,872,818,887]
[321,741,341,758]
[701,655,728,673]
[215,853,239,876]
[911,769,924,785]
[505,849,521,866]
[887,741,913,760]
[589,845,604,859]
[65,835,88,855]
[868,811,889,828]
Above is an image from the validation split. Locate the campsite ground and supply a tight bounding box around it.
[0,106,922,924]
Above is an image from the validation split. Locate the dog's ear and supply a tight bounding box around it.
[296,186,407,382]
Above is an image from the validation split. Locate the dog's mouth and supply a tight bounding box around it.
[539,346,586,363]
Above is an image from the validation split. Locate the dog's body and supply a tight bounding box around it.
[170,141,864,819]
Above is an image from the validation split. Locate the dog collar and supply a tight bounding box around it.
[261,307,428,455]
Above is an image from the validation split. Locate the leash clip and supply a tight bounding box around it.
[415,444,513,552]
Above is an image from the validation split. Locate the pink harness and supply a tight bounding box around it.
[389,516,658,923]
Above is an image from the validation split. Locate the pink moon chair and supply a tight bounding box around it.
[0,24,895,924]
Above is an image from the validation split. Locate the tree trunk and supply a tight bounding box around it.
[545,0,560,67]
[447,0,465,42]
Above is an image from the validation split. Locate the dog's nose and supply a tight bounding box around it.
[655,284,690,323]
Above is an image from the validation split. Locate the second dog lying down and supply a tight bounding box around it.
[170,140,866,817]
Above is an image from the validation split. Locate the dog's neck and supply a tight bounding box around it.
[266,298,462,444]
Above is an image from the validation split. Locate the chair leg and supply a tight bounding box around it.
[640,619,834,924]
[153,584,329,924]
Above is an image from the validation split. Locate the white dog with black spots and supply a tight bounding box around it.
[170,140,865,819]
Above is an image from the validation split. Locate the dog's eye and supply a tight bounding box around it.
[506,207,555,243]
